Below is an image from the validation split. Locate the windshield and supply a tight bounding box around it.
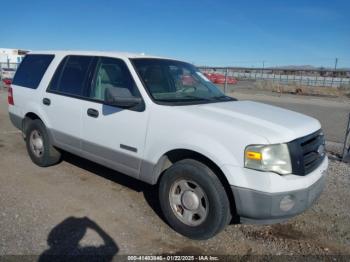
[131,58,234,104]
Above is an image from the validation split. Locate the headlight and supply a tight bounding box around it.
[245,144,292,175]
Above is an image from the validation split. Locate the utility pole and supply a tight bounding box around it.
[334,58,338,71]
[261,61,265,79]
[330,58,338,87]
[342,113,350,163]
[224,67,228,94]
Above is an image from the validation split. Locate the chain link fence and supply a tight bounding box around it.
[198,66,350,88]
[1,62,349,87]
[1,62,350,93]
[343,113,350,162]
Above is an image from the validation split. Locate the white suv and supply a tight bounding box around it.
[8,51,328,239]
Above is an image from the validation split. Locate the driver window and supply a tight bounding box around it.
[90,57,140,101]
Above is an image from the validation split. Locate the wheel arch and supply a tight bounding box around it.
[22,112,42,135]
[22,112,53,144]
[153,148,238,220]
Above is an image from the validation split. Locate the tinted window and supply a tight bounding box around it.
[48,56,68,92]
[90,57,140,101]
[58,56,93,96]
[12,54,54,89]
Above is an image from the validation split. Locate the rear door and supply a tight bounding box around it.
[80,57,149,178]
[44,55,95,154]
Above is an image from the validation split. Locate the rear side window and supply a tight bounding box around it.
[12,54,54,89]
[48,56,68,92]
[48,55,93,96]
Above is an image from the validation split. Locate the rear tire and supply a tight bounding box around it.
[159,159,231,240]
[25,119,61,167]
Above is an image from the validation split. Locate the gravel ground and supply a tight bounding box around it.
[0,89,349,258]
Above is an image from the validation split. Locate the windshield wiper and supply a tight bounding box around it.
[155,95,234,104]
[210,95,236,101]
[156,96,209,102]
[182,95,212,101]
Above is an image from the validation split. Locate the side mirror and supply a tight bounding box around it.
[104,87,142,108]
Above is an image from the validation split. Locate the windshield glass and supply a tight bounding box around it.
[131,58,234,104]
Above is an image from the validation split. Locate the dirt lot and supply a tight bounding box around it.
[0,88,349,258]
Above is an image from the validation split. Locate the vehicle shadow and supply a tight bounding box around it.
[61,152,166,222]
[39,216,118,261]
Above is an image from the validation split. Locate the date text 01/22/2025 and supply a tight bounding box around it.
[127,255,219,261]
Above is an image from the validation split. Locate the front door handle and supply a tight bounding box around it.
[87,108,99,118]
[42,98,51,106]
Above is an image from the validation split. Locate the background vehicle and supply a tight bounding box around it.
[1,68,15,88]
[203,72,237,84]
[8,51,328,240]
[2,78,12,88]
[1,68,16,79]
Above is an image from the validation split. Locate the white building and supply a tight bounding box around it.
[0,48,29,65]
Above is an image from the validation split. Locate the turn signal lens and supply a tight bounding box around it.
[246,151,262,160]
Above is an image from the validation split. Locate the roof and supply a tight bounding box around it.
[28,50,170,60]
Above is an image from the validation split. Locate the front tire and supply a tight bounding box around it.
[159,159,231,240]
[25,119,61,167]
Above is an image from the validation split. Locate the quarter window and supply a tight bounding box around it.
[12,54,54,89]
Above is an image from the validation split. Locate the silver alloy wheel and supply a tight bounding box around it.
[169,179,209,226]
[29,130,44,158]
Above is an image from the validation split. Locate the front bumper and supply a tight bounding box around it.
[232,169,327,224]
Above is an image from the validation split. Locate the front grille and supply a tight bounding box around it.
[288,130,326,176]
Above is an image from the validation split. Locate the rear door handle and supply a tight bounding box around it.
[42,98,51,106]
[87,108,99,118]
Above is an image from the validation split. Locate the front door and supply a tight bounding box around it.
[81,57,149,178]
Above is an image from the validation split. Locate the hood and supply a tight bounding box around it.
[185,101,321,143]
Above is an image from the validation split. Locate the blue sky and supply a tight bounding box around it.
[1,0,349,67]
